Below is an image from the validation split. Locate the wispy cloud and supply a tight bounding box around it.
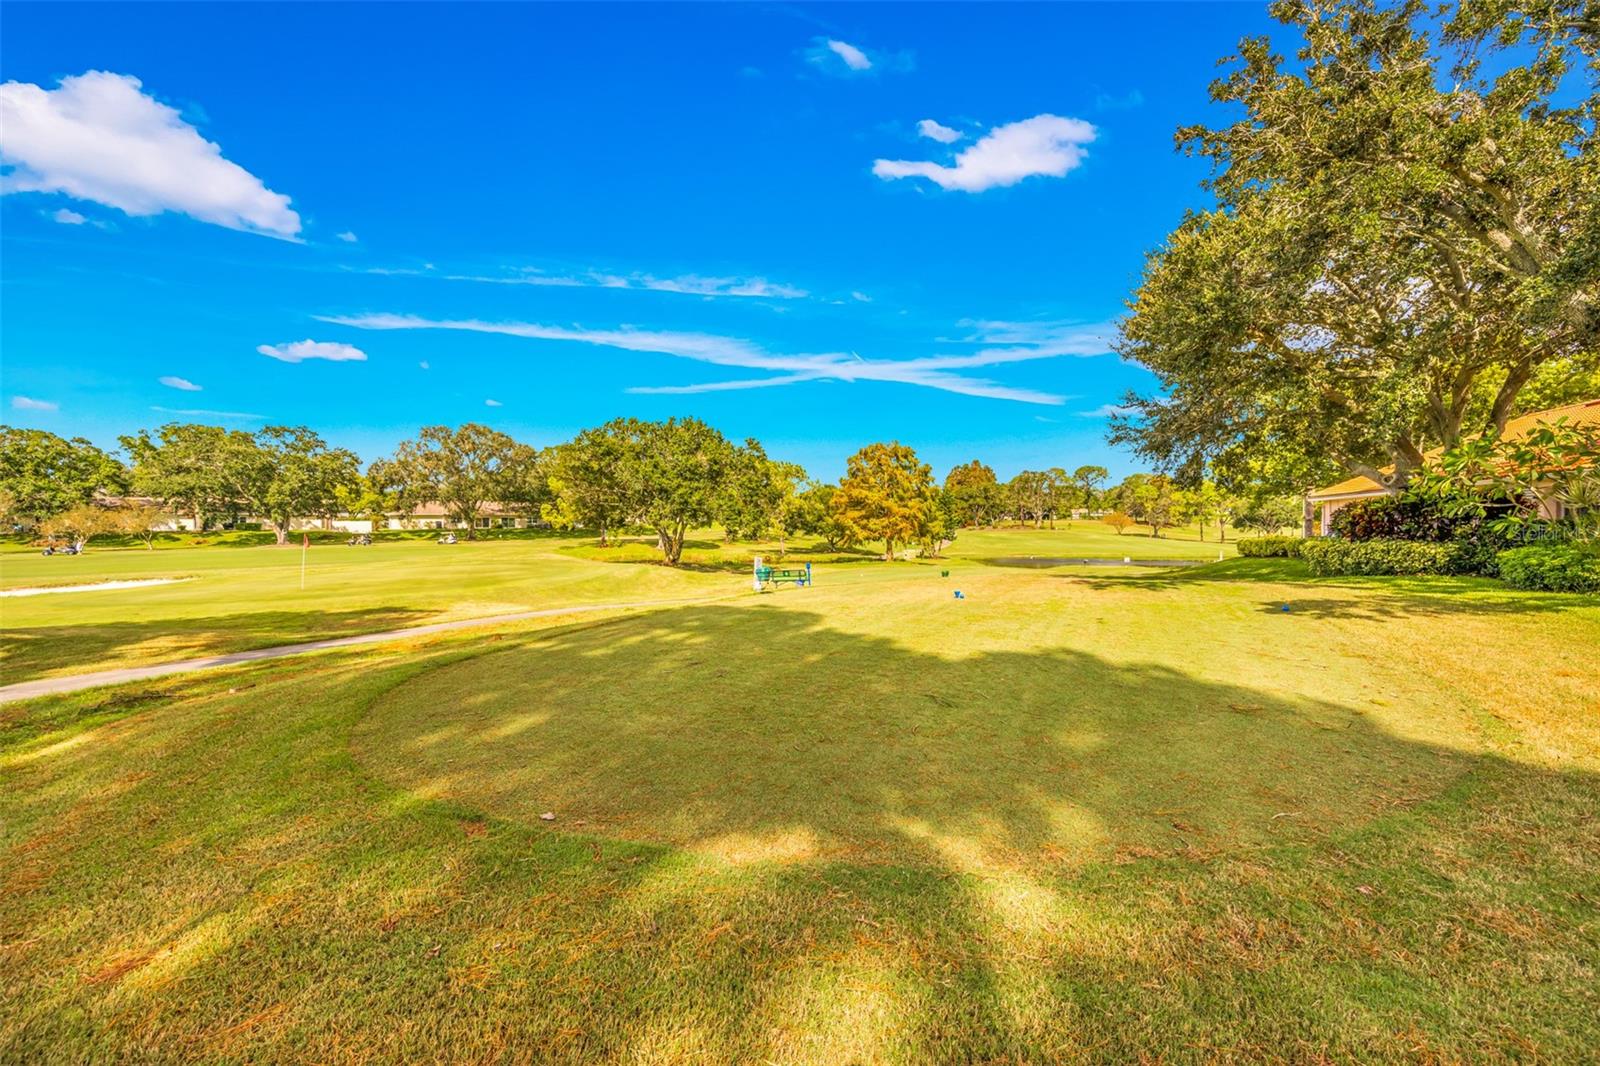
[159,375,201,391]
[955,318,1118,361]
[804,37,912,77]
[825,39,871,71]
[151,405,264,420]
[257,339,367,363]
[485,398,503,407]
[11,395,58,411]
[353,263,809,300]
[1094,89,1144,111]
[874,114,1096,193]
[1076,403,1137,418]
[916,119,963,144]
[51,208,87,225]
[319,312,1099,405]
[336,230,358,242]
[0,71,301,238]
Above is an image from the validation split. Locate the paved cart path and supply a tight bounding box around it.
[0,598,705,704]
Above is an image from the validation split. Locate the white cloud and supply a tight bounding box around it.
[51,207,86,224]
[1077,403,1137,418]
[0,71,301,238]
[150,405,263,420]
[418,360,430,370]
[336,231,358,242]
[12,396,58,411]
[630,274,807,299]
[360,263,809,300]
[874,114,1096,193]
[319,311,1097,405]
[850,291,872,303]
[917,119,962,144]
[159,375,201,391]
[805,37,909,77]
[256,339,367,363]
[485,399,503,407]
[826,39,872,71]
[956,318,1117,360]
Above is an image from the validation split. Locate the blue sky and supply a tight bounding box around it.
[1,2,1282,482]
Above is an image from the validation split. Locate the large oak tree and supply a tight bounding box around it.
[378,423,526,539]
[0,426,125,526]
[1114,0,1598,493]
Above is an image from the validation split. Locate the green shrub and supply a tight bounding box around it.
[1237,535,1303,558]
[1496,545,1600,593]
[1330,494,1469,542]
[1298,538,1455,576]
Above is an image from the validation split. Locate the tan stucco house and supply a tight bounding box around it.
[1305,398,1600,535]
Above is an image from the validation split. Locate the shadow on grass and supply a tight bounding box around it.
[1075,558,1595,616]
[5,610,1599,1061]
[353,604,1471,874]
[0,606,432,683]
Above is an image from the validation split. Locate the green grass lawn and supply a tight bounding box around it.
[3,542,1597,1061]
[1,524,1233,682]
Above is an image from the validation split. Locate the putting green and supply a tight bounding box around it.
[353,572,1473,874]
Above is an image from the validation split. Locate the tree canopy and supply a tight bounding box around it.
[544,417,745,565]
[833,442,937,560]
[378,423,528,539]
[621,417,739,566]
[121,423,248,531]
[1113,0,1599,493]
[0,426,125,526]
[943,460,1006,527]
[232,427,361,544]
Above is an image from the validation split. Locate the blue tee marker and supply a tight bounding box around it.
[953,590,965,600]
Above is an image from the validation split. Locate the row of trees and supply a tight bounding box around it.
[942,462,1110,528]
[1113,0,1598,496]
[2,418,1297,562]
[1098,474,1302,539]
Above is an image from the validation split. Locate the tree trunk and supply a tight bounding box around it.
[1218,518,1226,543]
[273,522,289,546]
[1197,519,1206,541]
[883,538,895,562]
[1488,358,1534,436]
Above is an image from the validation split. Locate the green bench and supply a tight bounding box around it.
[753,559,812,591]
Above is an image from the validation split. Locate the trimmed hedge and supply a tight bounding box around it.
[1237,536,1303,558]
[1496,545,1600,593]
[1298,538,1455,576]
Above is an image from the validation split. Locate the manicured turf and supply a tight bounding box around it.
[0,523,1232,682]
[3,544,1597,1062]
